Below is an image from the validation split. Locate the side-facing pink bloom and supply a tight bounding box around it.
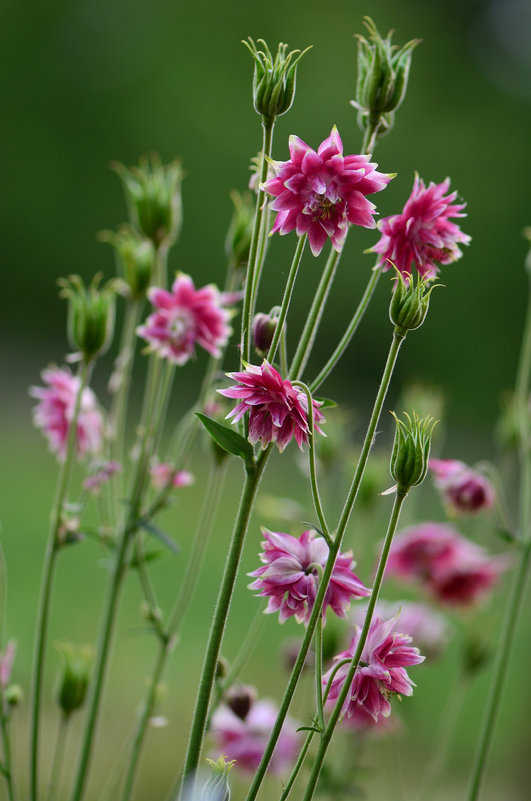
[150,461,194,490]
[218,360,325,452]
[353,600,450,660]
[210,693,299,775]
[323,616,424,724]
[248,528,370,624]
[137,272,232,364]
[31,366,103,461]
[386,522,506,607]
[372,175,471,279]
[429,458,495,514]
[263,126,392,256]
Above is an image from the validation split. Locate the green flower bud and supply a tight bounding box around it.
[390,411,437,493]
[243,38,311,121]
[59,274,117,363]
[55,643,93,719]
[112,154,183,247]
[201,755,235,801]
[99,226,155,300]
[4,684,23,708]
[225,190,254,268]
[389,271,440,338]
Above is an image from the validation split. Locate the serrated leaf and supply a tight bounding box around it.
[196,413,254,463]
[138,518,180,554]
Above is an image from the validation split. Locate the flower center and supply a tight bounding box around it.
[306,192,337,221]
[168,309,194,346]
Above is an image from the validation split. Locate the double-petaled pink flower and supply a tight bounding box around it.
[386,522,506,607]
[372,175,471,279]
[429,458,495,514]
[31,366,103,461]
[137,273,232,364]
[218,360,325,452]
[323,616,424,725]
[263,126,392,256]
[248,528,370,624]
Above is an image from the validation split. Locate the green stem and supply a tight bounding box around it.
[47,715,69,801]
[30,360,90,801]
[0,705,16,801]
[361,114,382,154]
[266,235,307,364]
[242,120,275,366]
[289,248,341,380]
[292,382,329,541]
[310,263,382,393]
[279,728,315,801]
[244,331,406,801]
[314,615,325,732]
[179,449,271,794]
[301,489,409,801]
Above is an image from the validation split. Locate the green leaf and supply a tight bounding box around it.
[129,549,164,569]
[314,397,337,409]
[296,725,322,734]
[138,518,180,554]
[196,413,254,463]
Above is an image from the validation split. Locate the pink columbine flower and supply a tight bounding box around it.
[353,601,450,661]
[150,461,194,490]
[323,616,425,724]
[210,694,299,775]
[248,529,370,624]
[386,522,506,607]
[83,461,122,494]
[429,458,495,514]
[0,641,16,688]
[263,126,392,256]
[372,175,471,279]
[218,360,325,452]
[137,273,232,365]
[31,366,103,461]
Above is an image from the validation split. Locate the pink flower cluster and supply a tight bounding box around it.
[137,273,232,365]
[219,360,325,452]
[263,127,392,256]
[248,528,370,624]
[210,691,299,775]
[31,366,103,461]
[429,458,495,514]
[323,616,424,726]
[386,522,506,606]
[373,175,471,279]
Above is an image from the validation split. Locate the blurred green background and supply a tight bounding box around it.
[1,0,530,798]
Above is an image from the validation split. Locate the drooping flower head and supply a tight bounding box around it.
[373,175,471,279]
[263,126,393,256]
[137,273,232,365]
[323,616,424,724]
[218,360,325,452]
[31,366,103,461]
[429,458,495,514]
[210,693,299,775]
[248,528,370,624]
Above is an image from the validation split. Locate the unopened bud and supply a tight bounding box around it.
[389,271,439,337]
[243,38,311,121]
[55,643,93,718]
[4,684,23,708]
[59,274,116,363]
[225,684,257,721]
[390,411,437,493]
[252,312,278,354]
[201,755,235,801]
[100,226,154,299]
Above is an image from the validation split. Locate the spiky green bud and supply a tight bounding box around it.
[390,411,437,493]
[243,38,311,121]
[389,271,440,337]
[200,755,235,801]
[59,274,117,363]
[55,643,93,718]
[99,225,155,299]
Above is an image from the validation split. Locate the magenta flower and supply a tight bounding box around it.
[353,600,450,660]
[248,528,370,624]
[31,366,103,461]
[137,272,232,364]
[263,126,392,256]
[386,522,506,607]
[218,360,325,452]
[429,458,495,514]
[150,461,194,490]
[372,175,471,279]
[323,616,424,724]
[210,694,299,775]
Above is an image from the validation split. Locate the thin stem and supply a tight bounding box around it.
[361,114,382,154]
[244,331,406,801]
[0,706,16,801]
[266,235,307,364]
[301,489,409,801]
[279,728,316,801]
[179,449,271,794]
[47,715,69,801]
[30,360,90,801]
[310,263,382,393]
[314,615,325,732]
[289,248,341,380]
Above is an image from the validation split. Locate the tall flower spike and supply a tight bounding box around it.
[263,127,393,256]
[243,38,311,121]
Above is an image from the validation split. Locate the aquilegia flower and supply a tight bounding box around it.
[248,528,370,624]
[429,458,495,514]
[386,522,506,607]
[372,175,471,279]
[218,360,325,452]
[210,692,299,775]
[31,366,103,461]
[323,616,424,724]
[137,272,232,365]
[263,126,392,256]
